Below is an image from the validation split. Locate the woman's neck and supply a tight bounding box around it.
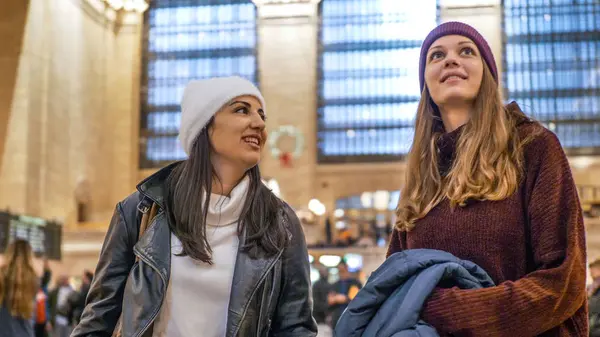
[211,162,246,196]
[211,178,242,196]
[439,104,471,132]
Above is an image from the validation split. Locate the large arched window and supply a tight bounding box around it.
[317,0,438,163]
[140,0,258,168]
[503,0,600,154]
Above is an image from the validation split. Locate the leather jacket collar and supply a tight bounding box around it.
[136,161,180,209]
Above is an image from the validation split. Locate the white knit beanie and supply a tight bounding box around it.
[178,76,266,155]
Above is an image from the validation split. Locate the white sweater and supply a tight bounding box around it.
[152,177,249,337]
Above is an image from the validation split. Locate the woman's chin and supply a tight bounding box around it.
[437,92,477,107]
[239,154,261,170]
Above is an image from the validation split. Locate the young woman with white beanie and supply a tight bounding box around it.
[71,76,317,337]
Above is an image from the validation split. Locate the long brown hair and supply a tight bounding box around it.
[165,118,288,264]
[396,63,534,231]
[0,239,39,318]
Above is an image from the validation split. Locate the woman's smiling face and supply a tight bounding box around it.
[424,35,484,108]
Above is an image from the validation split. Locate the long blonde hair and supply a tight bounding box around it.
[0,239,39,318]
[396,64,534,231]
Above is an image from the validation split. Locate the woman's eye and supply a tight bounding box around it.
[429,51,444,61]
[461,47,475,56]
[235,107,248,114]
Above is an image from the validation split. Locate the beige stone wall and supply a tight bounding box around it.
[571,159,600,187]
[258,15,319,209]
[0,0,28,178]
[0,0,141,227]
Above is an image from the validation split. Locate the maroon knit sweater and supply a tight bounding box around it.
[387,103,588,336]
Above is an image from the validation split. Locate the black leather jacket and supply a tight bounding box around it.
[70,164,317,337]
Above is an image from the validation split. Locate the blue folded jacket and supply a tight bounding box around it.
[334,249,495,337]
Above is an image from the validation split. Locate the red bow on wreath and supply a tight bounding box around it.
[279,152,292,168]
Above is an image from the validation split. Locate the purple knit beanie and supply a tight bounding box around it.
[419,21,498,92]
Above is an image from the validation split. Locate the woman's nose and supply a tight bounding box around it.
[443,53,460,68]
[250,113,265,129]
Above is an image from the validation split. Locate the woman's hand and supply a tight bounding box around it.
[328,292,348,305]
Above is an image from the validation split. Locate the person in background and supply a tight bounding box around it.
[34,288,48,337]
[71,270,92,326]
[71,76,316,337]
[34,259,52,337]
[356,226,375,247]
[312,266,332,336]
[0,239,40,337]
[328,259,362,330]
[589,259,600,337]
[388,21,587,336]
[48,275,74,337]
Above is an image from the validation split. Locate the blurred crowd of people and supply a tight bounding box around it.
[309,218,394,249]
[0,239,92,337]
[311,259,363,337]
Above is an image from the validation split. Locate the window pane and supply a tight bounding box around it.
[503,1,600,153]
[146,136,188,162]
[140,1,258,168]
[317,0,438,163]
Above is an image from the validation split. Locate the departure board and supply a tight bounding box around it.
[0,211,62,260]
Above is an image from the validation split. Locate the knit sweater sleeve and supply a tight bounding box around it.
[386,229,406,257]
[421,128,588,336]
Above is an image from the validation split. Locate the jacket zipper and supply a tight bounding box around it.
[233,247,284,337]
[131,216,167,337]
[256,287,265,337]
[234,215,292,336]
[259,275,277,337]
[256,271,274,337]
